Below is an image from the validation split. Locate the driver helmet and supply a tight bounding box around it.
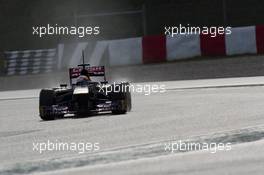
[80,69,89,77]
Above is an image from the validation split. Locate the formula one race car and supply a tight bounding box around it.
[39,63,131,120]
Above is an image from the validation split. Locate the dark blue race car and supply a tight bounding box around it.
[39,63,131,120]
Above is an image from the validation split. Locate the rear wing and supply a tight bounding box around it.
[69,66,106,85]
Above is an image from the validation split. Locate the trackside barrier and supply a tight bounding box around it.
[2,25,264,76]
[59,25,264,68]
[4,49,57,75]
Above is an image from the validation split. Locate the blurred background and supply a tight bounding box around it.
[1,0,264,50]
[0,0,264,90]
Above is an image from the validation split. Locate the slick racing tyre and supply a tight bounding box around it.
[39,89,57,120]
[112,82,132,114]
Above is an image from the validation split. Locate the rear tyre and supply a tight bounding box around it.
[126,87,132,112]
[112,82,132,114]
[39,89,57,120]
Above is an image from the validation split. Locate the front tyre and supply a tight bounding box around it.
[39,89,57,120]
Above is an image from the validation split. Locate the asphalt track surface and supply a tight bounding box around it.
[1,54,264,91]
[1,77,264,174]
